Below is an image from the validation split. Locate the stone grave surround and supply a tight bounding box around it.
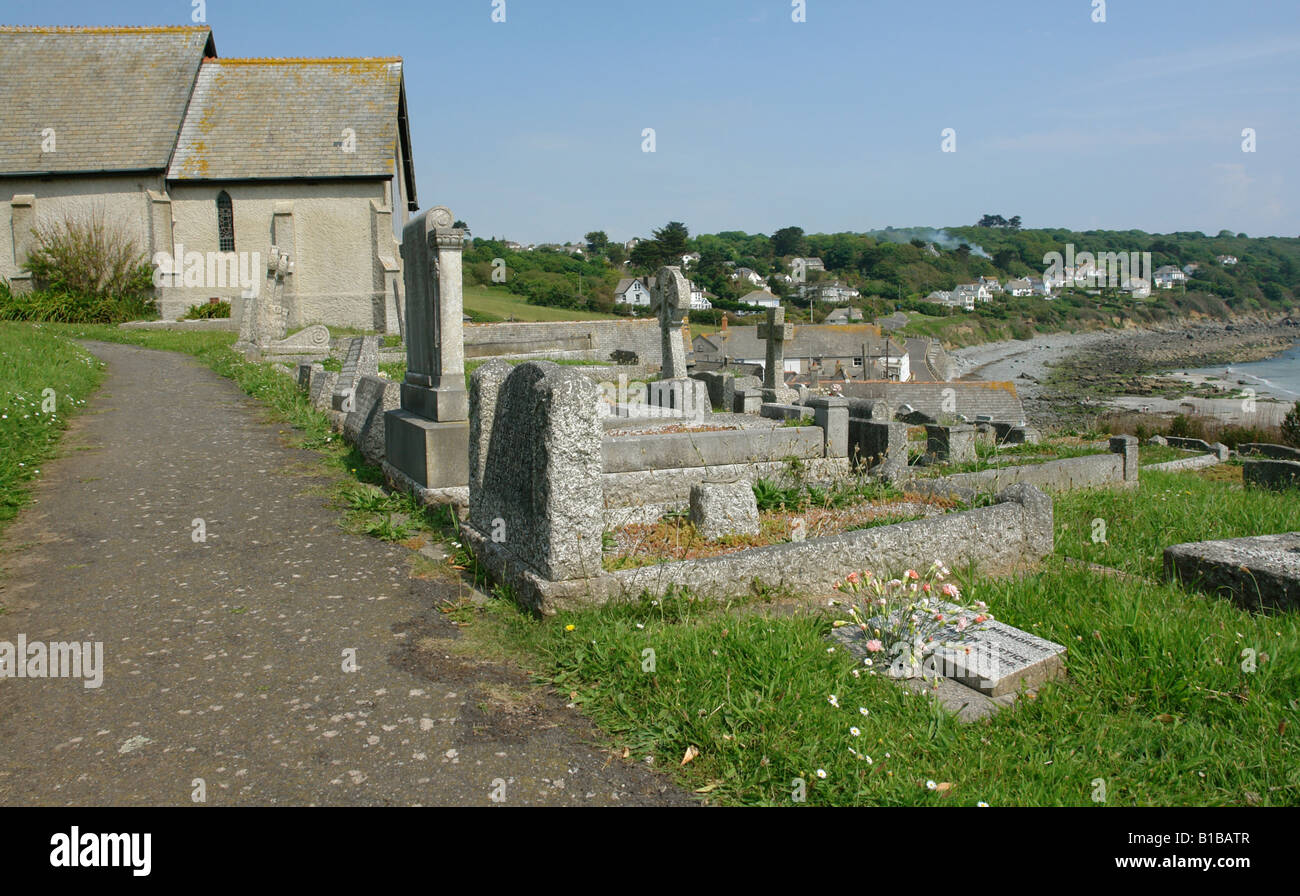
[1164,532,1300,612]
[1244,458,1300,492]
[383,206,471,491]
[460,363,1057,615]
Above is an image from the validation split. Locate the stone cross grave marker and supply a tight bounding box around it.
[757,306,792,402]
[649,266,690,379]
[257,247,292,346]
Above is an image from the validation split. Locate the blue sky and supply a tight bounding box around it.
[12,0,1300,241]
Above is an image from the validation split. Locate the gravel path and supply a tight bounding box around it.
[0,341,689,806]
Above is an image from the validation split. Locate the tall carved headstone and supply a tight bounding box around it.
[383,207,470,489]
[650,266,690,379]
[758,305,792,403]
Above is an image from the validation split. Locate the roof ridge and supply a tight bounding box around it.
[0,25,211,33]
[206,56,401,64]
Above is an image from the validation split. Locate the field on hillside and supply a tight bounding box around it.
[463,285,624,323]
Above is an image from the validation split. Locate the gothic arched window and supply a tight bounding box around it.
[217,191,235,252]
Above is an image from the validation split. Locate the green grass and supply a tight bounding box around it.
[463,285,625,323]
[456,465,1300,806]
[1139,444,1202,467]
[1055,467,1300,578]
[0,322,104,537]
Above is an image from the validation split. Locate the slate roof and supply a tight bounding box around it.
[168,58,413,194]
[840,381,1025,422]
[0,25,215,176]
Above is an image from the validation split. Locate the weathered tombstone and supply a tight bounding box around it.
[733,388,763,415]
[849,419,908,478]
[468,361,604,583]
[645,267,708,418]
[689,479,760,539]
[651,266,690,380]
[332,335,380,411]
[257,247,292,344]
[758,306,793,404]
[1165,532,1300,612]
[806,396,849,458]
[307,364,338,411]
[342,375,401,466]
[1007,425,1040,445]
[926,424,976,464]
[383,207,470,489]
[1108,434,1139,483]
[725,375,761,412]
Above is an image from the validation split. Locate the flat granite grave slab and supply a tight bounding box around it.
[1164,531,1300,612]
[833,603,1066,699]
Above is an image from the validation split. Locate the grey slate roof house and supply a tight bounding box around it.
[0,25,418,330]
[692,324,950,382]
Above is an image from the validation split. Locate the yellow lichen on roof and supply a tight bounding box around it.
[0,25,210,33]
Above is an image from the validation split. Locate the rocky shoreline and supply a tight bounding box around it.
[951,315,1300,429]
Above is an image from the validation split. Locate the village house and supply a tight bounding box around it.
[680,251,701,267]
[978,275,1002,293]
[616,274,710,310]
[922,289,972,311]
[614,276,653,307]
[1028,277,1051,297]
[0,25,418,331]
[1153,265,1187,289]
[823,306,864,324]
[789,256,825,275]
[800,280,860,303]
[953,283,992,305]
[739,288,781,309]
[1005,278,1033,297]
[1123,277,1152,298]
[1217,254,1238,266]
[731,266,765,286]
[692,325,945,383]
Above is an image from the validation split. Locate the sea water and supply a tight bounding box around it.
[1182,339,1300,401]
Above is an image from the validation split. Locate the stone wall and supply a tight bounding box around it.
[839,380,1024,423]
[464,319,688,368]
[602,426,824,473]
[909,453,1128,497]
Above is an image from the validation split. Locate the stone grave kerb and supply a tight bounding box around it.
[399,206,467,422]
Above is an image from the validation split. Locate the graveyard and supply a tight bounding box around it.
[4,196,1297,807]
